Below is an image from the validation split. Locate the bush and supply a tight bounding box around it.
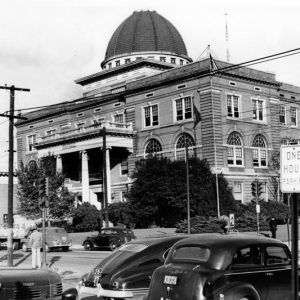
[175,210,269,234]
[108,202,135,229]
[176,216,223,234]
[71,202,103,232]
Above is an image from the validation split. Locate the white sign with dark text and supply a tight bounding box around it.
[280,145,300,192]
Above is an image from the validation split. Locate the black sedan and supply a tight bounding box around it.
[82,227,136,251]
[77,235,186,299]
[145,233,295,300]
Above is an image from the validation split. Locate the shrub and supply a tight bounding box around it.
[71,202,103,232]
[108,202,135,229]
[176,216,223,234]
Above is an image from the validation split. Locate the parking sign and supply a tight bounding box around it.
[280,145,300,192]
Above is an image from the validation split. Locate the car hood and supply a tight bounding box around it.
[0,268,61,288]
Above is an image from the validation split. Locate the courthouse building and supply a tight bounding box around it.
[15,10,300,208]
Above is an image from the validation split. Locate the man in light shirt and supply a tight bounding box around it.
[29,225,43,269]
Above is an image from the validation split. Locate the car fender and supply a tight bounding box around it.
[83,238,97,247]
[219,283,260,300]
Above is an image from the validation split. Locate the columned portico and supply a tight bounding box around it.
[56,155,63,173]
[81,150,90,203]
[104,147,112,204]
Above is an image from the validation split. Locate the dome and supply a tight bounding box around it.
[101,10,192,69]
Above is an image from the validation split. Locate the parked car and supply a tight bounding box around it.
[82,227,136,251]
[0,267,76,299]
[145,233,296,300]
[76,235,187,299]
[21,227,72,252]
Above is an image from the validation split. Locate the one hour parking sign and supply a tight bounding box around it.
[280,145,300,192]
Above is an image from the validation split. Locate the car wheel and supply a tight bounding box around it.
[84,242,93,251]
[109,241,117,251]
[22,243,28,252]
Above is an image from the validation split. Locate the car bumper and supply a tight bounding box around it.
[78,283,135,298]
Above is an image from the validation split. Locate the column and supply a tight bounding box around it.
[106,147,112,204]
[81,150,90,203]
[56,155,63,173]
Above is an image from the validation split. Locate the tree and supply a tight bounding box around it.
[71,202,103,232]
[268,151,281,202]
[126,157,237,228]
[17,155,75,219]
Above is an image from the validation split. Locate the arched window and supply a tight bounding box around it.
[252,134,267,167]
[145,139,162,156]
[227,132,243,166]
[176,133,195,160]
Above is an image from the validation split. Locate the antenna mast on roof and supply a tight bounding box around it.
[225,13,230,62]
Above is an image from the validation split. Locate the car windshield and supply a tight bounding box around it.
[118,243,148,253]
[171,246,210,262]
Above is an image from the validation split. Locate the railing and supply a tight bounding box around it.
[37,121,133,143]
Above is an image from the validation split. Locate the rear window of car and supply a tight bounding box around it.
[171,246,210,262]
[118,243,148,252]
[265,246,290,266]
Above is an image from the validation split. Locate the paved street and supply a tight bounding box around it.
[0,249,111,292]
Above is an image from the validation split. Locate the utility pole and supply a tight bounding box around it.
[102,127,109,227]
[0,85,29,267]
[185,142,191,235]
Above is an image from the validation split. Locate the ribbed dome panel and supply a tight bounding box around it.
[105,10,188,60]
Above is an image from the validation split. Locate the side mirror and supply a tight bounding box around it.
[62,288,78,300]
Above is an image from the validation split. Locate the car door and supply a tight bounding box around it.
[263,244,292,300]
[226,245,268,300]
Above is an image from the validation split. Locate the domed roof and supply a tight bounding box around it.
[102,10,191,66]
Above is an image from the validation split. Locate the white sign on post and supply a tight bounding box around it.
[280,145,300,193]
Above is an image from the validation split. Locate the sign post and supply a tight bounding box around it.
[280,145,300,300]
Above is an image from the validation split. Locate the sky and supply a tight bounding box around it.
[0,0,299,170]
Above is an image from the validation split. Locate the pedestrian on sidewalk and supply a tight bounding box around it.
[29,225,42,269]
[268,217,277,239]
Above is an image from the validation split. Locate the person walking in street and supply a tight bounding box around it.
[268,217,277,239]
[29,225,42,269]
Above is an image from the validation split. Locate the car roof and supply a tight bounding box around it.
[126,235,187,247]
[173,233,284,250]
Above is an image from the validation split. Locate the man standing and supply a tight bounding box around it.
[29,225,42,269]
[268,217,277,239]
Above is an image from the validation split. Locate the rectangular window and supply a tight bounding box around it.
[291,107,297,126]
[233,182,243,202]
[174,96,192,122]
[27,134,36,152]
[160,57,166,62]
[76,122,85,129]
[125,58,131,64]
[227,94,240,118]
[121,159,128,175]
[114,113,124,123]
[279,106,286,125]
[46,129,56,137]
[252,99,264,121]
[171,58,176,64]
[143,104,159,127]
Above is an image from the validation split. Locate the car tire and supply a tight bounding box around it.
[84,242,93,251]
[109,241,118,251]
[22,243,28,252]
